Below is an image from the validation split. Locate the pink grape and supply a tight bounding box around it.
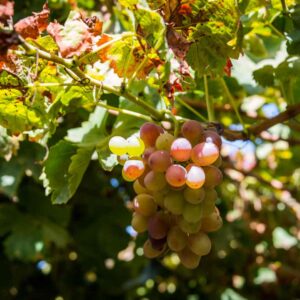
[185,164,205,189]
[170,138,192,162]
[203,166,223,188]
[148,150,172,172]
[140,123,164,147]
[181,120,204,145]
[144,171,167,192]
[165,164,187,187]
[204,130,222,149]
[191,142,219,166]
[148,213,169,239]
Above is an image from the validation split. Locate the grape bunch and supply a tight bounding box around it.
[109,120,223,269]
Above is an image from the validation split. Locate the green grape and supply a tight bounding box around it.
[133,194,157,217]
[144,171,167,192]
[170,138,192,162]
[203,166,223,188]
[181,120,204,145]
[142,147,155,164]
[140,122,164,147]
[201,209,222,232]
[131,213,148,233]
[183,187,205,204]
[153,187,169,208]
[178,217,202,234]
[126,136,145,156]
[202,189,217,217]
[133,179,148,194]
[109,136,128,155]
[148,213,169,239]
[155,132,175,151]
[165,164,187,187]
[212,155,222,167]
[182,202,203,223]
[164,191,185,215]
[188,231,211,256]
[143,239,165,258]
[167,226,187,252]
[178,247,201,269]
[148,150,172,172]
[191,142,219,166]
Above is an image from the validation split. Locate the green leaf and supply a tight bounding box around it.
[0,70,22,87]
[35,35,59,52]
[253,65,275,87]
[97,149,118,171]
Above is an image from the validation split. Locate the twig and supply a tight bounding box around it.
[204,75,214,121]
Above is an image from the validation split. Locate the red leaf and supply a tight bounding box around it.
[0,0,14,22]
[178,4,192,15]
[224,58,233,77]
[47,11,92,58]
[14,3,49,39]
[84,16,103,36]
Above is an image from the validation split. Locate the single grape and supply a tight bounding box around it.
[148,213,169,239]
[131,213,148,233]
[122,160,145,181]
[202,188,217,217]
[164,191,185,215]
[204,130,222,149]
[181,120,204,145]
[185,164,205,189]
[142,147,156,164]
[188,231,211,256]
[191,142,219,166]
[178,247,201,269]
[203,166,223,188]
[133,194,157,217]
[155,132,175,151]
[153,187,169,208]
[126,136,145,156]
[167,226,187,252]
[170,138,192,162]
[165,164,187,187]
[133,179,148,194]
[212,155,222,167]
[201,209,222,232]
[183,187,205,204]
[183,202,203,223]
[149,236,167,251]
[178,217,202,234]
[143,239,165,258]
[144,171,167,192]
[117,154,129,166]
[140,122,164,147]
[148,150,172,172]
[109,136,128,155]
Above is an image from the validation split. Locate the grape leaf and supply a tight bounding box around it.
[253,65,275,87]
[0,0,14,22]
[47,11,92,58]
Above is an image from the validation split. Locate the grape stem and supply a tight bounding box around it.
[204,75,215,122]
[164,110,180,137]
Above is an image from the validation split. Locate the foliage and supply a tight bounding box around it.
[0,0,300,299]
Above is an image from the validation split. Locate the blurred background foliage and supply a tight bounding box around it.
[1,0,300,299]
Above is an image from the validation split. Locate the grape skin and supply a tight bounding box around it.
[185,164,205,189]
[170,138,192,162]
[181,120,204,145]
[122,160,145,181]
[140,123,164,147]
[165,164,187,187]
[182,202,203,223]
[203,166,223,188]
[204,130,222,149]
[178,247,201,269]
[143,239,165,258]
[109,136,128,155]
[155,132,175,151]
[133,179,148,194]
[178,217,202,234]
[164,191,185,215]
[167,226,187,252]
[191,142,219,166]
[148,150,172,172]
[126,136,145,156]
[148,213,169,239]
[131,213,148,233]
[133,194,157,217]
[144,171,167,192]
[183,187,205,204]
[188,232,211,256]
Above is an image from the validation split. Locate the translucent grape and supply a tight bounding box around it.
[201,209,223,232]
[155,132,175,151]
[167,226,187,252]
[133,194,157,217]
[188,232,211,256]
[148,150,172,172]
[143,239,165,258]
[183,202,203,223]
[178,217,202,234]
[170,138,192,162]
[183,187,205,204]
[203,166,223,188]
[185,164,205,189]
[131,213,148,233]
[204,130,222,149]
[144,171,167,192]
[126,136,145,156]
[153,187,169,208]
[191,142,219,166]
[181,120,204,145]
[133,179,148,194]
[202,188,217,217]
[140,122,164,147]
[164,191,185,215]
[109,136,128,155]
[178,247,201,269]
[165,164,187,187]
[122,160,145,181]
[148,213,169,239]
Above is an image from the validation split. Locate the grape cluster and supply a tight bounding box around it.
[109,120,223,269]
